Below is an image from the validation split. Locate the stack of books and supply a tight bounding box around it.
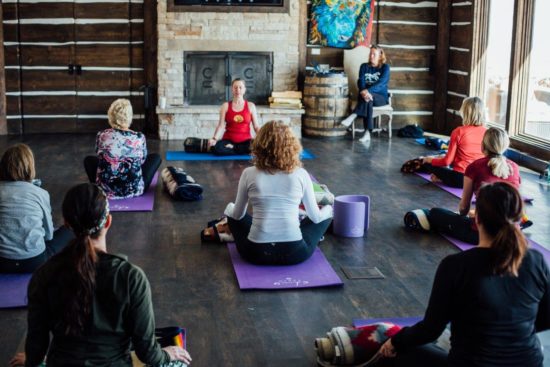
[269,91,303,109]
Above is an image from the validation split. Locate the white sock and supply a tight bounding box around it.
[341,113,357,127]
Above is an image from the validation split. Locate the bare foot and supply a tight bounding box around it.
[430,174,442,183]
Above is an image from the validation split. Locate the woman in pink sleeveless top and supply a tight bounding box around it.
[209,79,260,155]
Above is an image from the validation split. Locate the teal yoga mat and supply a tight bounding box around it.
[166,149,315,161]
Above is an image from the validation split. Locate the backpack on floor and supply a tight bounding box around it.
[183,137,210,153]
[397,124,424,138]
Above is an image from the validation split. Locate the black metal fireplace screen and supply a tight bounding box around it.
[184,51,273,105]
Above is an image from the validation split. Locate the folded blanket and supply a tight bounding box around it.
[161,167,203,201]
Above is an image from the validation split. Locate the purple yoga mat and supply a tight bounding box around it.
[333,195,370,238]
[353,316,422,328]
[414,172,533,202]
[108,172,158,212]
[227,243,343,290]
[0,273,31,308]
[441,234,550,265]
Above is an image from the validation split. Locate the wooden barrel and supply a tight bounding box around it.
[303,73,350,137]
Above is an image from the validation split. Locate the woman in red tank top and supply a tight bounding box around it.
[210,79,260,155]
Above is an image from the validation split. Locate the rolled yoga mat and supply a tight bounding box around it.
[166,149,315,161]
[0,273,32,308]
[441,234,550,265]
[353,316,422,328]
[414,172,534,203]
[108,172,158,212]
[227,243,343,290]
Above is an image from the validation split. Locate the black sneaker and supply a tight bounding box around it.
[404,209,431,231]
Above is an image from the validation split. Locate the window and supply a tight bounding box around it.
[472,0,550,158]
[524,0,550,142]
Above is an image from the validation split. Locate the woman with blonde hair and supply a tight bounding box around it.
[341,45,391,142]
[84,99,161,199]
[405,127,525,245]
[224,121,333,265]
[0,144,73,273]
[382,183,549,367]
[421,97,487,188]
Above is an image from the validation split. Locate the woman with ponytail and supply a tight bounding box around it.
[405,127,525,244]
[10,183,191,367]
[379,182,550,367]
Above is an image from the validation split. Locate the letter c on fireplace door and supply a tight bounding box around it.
[202,67,213,89]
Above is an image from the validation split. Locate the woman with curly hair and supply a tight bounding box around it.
[84,99,161,199]
[224,121,333,265]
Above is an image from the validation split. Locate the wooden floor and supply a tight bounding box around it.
[0,133,549,366]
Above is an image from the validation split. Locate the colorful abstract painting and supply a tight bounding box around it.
[309,0,375,49]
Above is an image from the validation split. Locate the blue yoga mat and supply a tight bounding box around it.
[166,149,315,161]
[415,138,426,145]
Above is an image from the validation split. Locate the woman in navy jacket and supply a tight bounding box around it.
[341,45,390,142]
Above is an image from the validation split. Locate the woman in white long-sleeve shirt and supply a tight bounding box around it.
[225,121,333,265]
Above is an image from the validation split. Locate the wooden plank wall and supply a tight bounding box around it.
[445,0,474,133]
[1,0,147,134]
[0,3,6,134]
[306,0,438,130]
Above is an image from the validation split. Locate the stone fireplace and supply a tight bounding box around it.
[184,51,273,105]
[156,0,304,140]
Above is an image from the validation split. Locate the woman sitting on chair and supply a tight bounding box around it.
[10,183,191,367]
[224,121,333,265]
[84,99,161,199]
[209,78,261,155]
[405,127,528,245]
[420,97,487,188]
[380,182,549,367]
[341,45,390,142]
[0,144,73,273]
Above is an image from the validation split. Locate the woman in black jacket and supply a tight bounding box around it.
[379,182,550,367]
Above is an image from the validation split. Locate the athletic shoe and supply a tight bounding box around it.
[341,114,356,127]
[358,130,371,142]
[404,209,431,231]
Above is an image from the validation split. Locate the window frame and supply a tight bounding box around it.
[470,0,550,160]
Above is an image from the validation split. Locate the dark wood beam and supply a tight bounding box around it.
[143,0,159,137]
[433,0,452,133]
[0,2,7,135]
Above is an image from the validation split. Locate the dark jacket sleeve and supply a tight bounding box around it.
[357,63,369,92]
[535,254,550,332]
[368,64,390,96]
[392,256,454,351]
[25,271,51,367]
[128,265,170,366]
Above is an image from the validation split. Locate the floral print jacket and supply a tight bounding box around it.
[95,128,146,199]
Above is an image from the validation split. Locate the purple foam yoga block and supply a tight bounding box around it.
[333,195,370,237]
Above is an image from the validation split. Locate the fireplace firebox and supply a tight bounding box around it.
[184,51,273,105]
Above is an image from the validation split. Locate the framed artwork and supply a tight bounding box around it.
[308,0,376,49]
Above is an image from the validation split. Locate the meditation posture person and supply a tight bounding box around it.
[84,98,161,199]
[209,78,261,155]
[9,183,192,367]
[420,97,487,188]
[341,45,390,142]
[224,121,333,265]
[0,144,73,273]
[379,182,550,367]
[406,127,524,245]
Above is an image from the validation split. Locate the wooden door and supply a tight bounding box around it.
[1,1,146,134]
